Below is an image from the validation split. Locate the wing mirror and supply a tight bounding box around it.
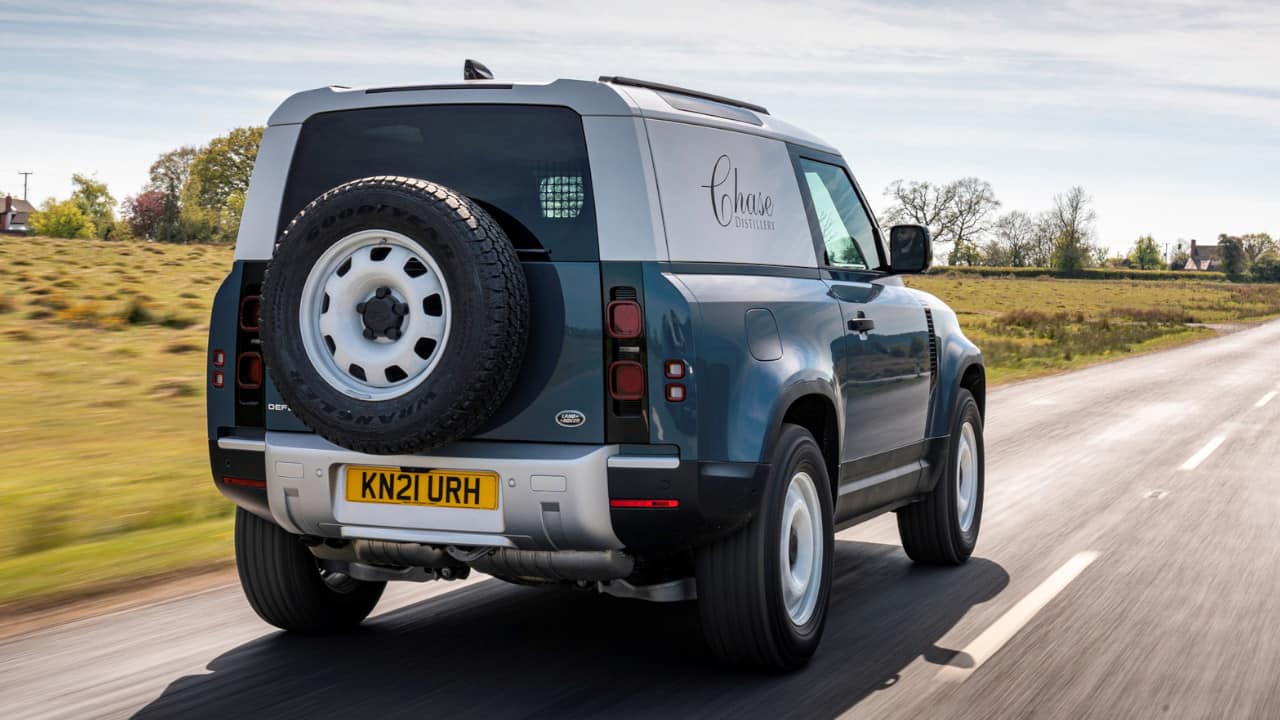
[889,225,933,274]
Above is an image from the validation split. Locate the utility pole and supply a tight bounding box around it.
[18,172,32,201]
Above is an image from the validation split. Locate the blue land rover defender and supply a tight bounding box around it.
[207,67,986,671]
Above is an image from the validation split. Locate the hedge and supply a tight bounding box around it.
[929,266,1226,282]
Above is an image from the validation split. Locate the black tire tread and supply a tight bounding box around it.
[234,508,384,633]
[261,176,528,455]
[897,389,982,565]
[695,424,832,671]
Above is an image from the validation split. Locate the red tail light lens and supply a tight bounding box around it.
[665,383,686,402]
[239,295,261,332]
[610,499,679,508]
[212,370,225,388]
[212,349,226,367]
[609,360,645,400]
[237,352,263,390]
[607,300,643,339]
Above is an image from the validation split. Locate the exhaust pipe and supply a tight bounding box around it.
[469,549,634,582]
[341,539,634,582]
[353,539,449,568]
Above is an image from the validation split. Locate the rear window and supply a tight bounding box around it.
[280,104,598,260]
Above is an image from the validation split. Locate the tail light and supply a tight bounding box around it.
[234,276,265,425]
[609,361,645,401]
[609,498,679,509]
[607,300,643,338]
[237,352,263,390]
[603,283,648,443]
[239,295,261,332]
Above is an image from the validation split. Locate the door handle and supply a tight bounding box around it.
[848,317,875,333]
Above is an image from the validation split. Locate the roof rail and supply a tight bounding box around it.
[598,76,769,115]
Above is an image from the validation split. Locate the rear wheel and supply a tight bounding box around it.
[695,424,834,671]
[234,508,385,633]
[897,389,984,565]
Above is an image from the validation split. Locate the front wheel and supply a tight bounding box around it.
[235,508,385,633]
[897,388,984,565]
[695,424,834,671]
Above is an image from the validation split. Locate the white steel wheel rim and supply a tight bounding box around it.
[956,421,978,533]
[780,470,823,626]
[298,229,452,401]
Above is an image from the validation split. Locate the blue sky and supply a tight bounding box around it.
[2,0,1277,254]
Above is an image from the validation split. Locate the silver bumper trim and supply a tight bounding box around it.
[607,455,680,470]
[261,431,637,551]
[217,436,267,453]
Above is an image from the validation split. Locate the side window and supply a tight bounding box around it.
[798,158,881,270]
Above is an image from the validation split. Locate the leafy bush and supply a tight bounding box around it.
[30,199,96,239]
[1251,255,1280,283]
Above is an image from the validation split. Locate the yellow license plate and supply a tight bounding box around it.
[344,466,499,510]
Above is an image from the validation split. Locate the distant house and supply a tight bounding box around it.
[2,195,35,233]
[1184,239,1220,271]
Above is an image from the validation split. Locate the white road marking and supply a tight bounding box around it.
[1256,391,1277,409]
[1180,435,1226,471]
[937,551,1100,683]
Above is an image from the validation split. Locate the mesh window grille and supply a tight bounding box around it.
[539,175,585,219]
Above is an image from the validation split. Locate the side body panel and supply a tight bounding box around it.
[673,271,843,465]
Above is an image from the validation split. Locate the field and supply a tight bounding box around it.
[905,274,1280,384]
[3,237,1280,610]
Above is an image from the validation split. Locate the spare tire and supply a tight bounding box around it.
[260,176,528,454]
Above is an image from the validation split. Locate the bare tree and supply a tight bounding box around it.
[1048,186,1097,272]
[882,178,1001,262]
[1239,233,1277,265]
[989,210,1036,266]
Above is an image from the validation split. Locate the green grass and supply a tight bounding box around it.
[0,237,234,608]
[906,274,1280,384]
[3,238,1280,609]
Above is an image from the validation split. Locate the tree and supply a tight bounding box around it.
[1129,235,1161,270]
[1240,233,1277,265]
[147,146,198,243]
[990,210,1036,266]
[1169,250,1190,270]
[30,197,95,239]
[1218,234,1247,278]
[187,127,263,212]
[1250,254,1280,282]
[882,177,1001,261]
[182,126,264,243]
[69,173,116,239]
[122,190,166,239]
[949,238,983,266]
[146,146,198,194]
[1048,186,1097,273]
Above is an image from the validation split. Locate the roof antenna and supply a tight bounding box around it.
[463,59,494,80]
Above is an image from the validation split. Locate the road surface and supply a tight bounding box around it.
[4,320,1280,719]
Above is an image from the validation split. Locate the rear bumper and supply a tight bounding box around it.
[211,431,765,554]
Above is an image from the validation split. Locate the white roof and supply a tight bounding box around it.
[267,77,838,155]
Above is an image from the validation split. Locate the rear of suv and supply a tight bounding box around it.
[208,68,986,670]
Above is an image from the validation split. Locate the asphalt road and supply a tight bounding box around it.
[4,320,1280,720]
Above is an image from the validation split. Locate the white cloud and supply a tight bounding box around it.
[1,0,1276,248]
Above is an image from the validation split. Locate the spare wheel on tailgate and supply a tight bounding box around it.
[260,175,529,454]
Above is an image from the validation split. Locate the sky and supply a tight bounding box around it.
[2,0,1277,255]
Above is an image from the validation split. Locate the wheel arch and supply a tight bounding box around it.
[762,380,842,501]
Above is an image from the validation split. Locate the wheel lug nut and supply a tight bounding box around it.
[386,327,401,340]
[356,302,366,313]
[363,328,376,340]
[393,303,408,316]
[375,287,390,299]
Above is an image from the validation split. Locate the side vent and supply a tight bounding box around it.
[923,307,939,389]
